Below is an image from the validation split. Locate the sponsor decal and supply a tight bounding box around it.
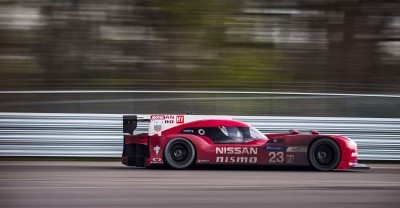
[215,147,258,163]
[164,115,175,124]
[183,129,194,134]
[197,159,209,163]
[164,115,175,119]
[151,158,163,164]
[153,125,162,132]
[176,115,184,124]
[267,138,284,143]
[286,146,307,153]
[198,129,205,135]
[216,156,257,163]
[151,115,165,120]
[153,145,160,155]
[216,147,257,155]
[264,146,284,151]
[286,155,294,163]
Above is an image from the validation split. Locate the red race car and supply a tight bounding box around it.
[122,114,369,171]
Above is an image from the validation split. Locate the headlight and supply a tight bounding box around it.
[346,138,357,148]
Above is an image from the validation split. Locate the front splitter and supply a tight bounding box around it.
[350,164,370,170]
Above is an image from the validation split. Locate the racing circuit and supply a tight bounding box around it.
[1,0,400,206]
[1,91,400,207]
[0,161,399,208]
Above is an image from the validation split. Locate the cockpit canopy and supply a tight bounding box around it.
[180,125,267,144]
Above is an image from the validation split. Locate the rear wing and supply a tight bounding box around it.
[123,115,150,135]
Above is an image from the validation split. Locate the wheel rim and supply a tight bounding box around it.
[313,143,335,166]
[170,143,189,162]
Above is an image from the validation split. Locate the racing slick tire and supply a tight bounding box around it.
[308,138,341,171]
[164,138,196,169]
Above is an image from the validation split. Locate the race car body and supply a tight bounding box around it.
[122,114,368,171]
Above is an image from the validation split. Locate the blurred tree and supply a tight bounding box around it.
[35,0,92,84]
[141,0,281,89]
[290,0,400,91]
[0,0,399,91]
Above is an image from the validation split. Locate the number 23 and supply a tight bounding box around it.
[269,152,284,163]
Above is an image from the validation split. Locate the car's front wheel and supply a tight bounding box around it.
[308,138,341,171]
[164,138,196,169]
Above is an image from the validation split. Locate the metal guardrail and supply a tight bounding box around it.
[2,90,400,118]
[0,112,399,160]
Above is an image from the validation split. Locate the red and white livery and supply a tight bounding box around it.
[122,114,369,171]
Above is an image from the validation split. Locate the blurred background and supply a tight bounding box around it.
[1,3,399,206]
[0,0,399,116]
[1,0,400,91]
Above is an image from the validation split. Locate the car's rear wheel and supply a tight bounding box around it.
[164,138,196,169]
[308,138,341,171]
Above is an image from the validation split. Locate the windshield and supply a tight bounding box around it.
[215,126,267,143]
[248,126,267,140]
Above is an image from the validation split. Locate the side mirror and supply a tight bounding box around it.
[310,130,319,134]
[289,129,299,134]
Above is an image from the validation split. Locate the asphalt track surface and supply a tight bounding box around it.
[0,162,399,208]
